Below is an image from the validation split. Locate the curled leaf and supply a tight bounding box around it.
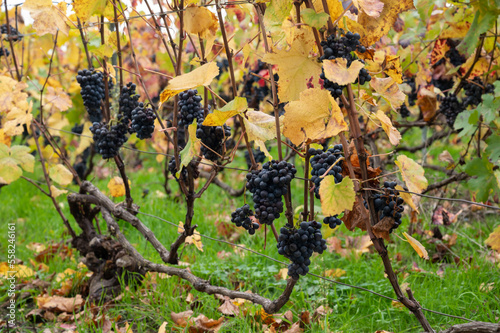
[323,58,365,86]
[403,232,429,260]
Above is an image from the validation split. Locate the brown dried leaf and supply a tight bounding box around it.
[283,322,304,333]
[372,216,395,241]
[312,305,332,322]
[342,195,369,231]
[190,314,224,332]
[299,311,310,328]
[417,87,437,122]
[217,297,239,316]
[37,295,84,313]
[171,310,194,327]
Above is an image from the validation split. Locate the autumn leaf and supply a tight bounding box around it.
[417,87,437,122]
[49,164,73,186]
[203,97,247,126]
[283,88,347,146]
[242,111,281,158]
[370,77,405,109]
[0,129,11,146]
[73,0,108,23]
[0,263,35,278]
[159,62,219,105]
[158,322,168,333]
[374,110,401,146]
[485,225,500,253]
[23,0,69,36]
[323,58,365,86]
[384,55,403,84]
[36,295,84,313]
[178,122,201,173]
[358,0,414,46]
[395,155,428,194]
[403,232,429,260]
[319,176,356,217]
[301,8,330,29]
[430,39,450,66]
[372,216,394,241]
[179,221,203,252]
[353,0,384,17]
[0,144,35,184]
[184,5,218,39]
[108,176,128,197]
[50,185,68,198]
[44,86,72,111]
[440,21,471,39]
[395,185,418,212]
[262,31,322,102]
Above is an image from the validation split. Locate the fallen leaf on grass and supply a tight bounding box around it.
[283,322,303,333]
[327,235,372,258]
[323,268,346,279]
[432,206,461,225]
[275,268,288,281]
[171,310,224,332]
[217,296,240,316]
[36,294,84,313]
[485,225,500,252]
[312,305,332,322]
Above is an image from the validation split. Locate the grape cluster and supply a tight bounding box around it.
[73,147,91,181]
[404,77,417,106]
[277,221,327,279]
[399,104,411,118]
[246,160,297,225]
[216,59,229,80]
[76,69,106,122]
[242,60,271,108]
[438,94,464,128]
[445,41,466,67]
[463,77,494,108]
[309,145,344,228]
[432,78,454,93]
[119,82,140,123]
[168,158,200,181]
[178,89,205,128]
[1,24,22,42]
[231,204,260,235]
[371,182,405,233]
[89,119,128,159]
[196,125,231,161]
[245,148,267,169]
[131,103,156,139]
[71,123,84,135]
[0,47,9,57]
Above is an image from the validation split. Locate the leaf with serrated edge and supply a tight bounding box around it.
[319,176,356,216]
[159,62,219,106]
[323,58,364,86]
[203,97,247,126]
[395,155,428,194]
[49,164,73,186]
[184,5,218,38]
[301,8,330,29]
[370,77,405,109]
[283,88,347,146]
[242,111,281,159]
[353,0,384,17]
[374,110,401,146]
[403,232,429,260]
[395,185,418,212]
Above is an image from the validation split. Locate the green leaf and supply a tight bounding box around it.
[301,8,329,30]
[319,176,356,217]
[49,164,73,186]
[202,97,247,126]
[476,94,500,124]
[454,109,479,138]
[464,156,499,202]
[178,122,201,176]
[485,134,500,163]
[0,144,35,184]
[263,0,294,34]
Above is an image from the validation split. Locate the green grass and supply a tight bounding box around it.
[1,153,499,333]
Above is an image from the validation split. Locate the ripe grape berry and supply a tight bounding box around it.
[76,69,106,122]
[245,147,266,169]
[131,103,156,139]
[0,47,9,57]
[371,181,405,233]
[90,118,128,159]
[246,160,297,225]
[463,77,494,108]
[242,60,271,108]
[196,125,231,161]
[0,24,22,42]
[119,82,140,123]
[277,221,327,279]
[231,204,259,235]
[178,89,205,128]
[309,145,344,228]
[439,94,464,128]
[404,77,417,106]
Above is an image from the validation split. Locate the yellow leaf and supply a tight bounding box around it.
[359,89,377,106]
[242,110,281,148]
[49,164,73,186]
[262,30,322,102]
[184,5,218,39]
[384,55,403,84]
[178,221,203,252]
[460,56,490,79]
[358,0,414,46]
[0,144,35,184]
[403,232,429,260]
[374,110,401,146]
[319,176,356,216]
[50,185,68,198]
[44,87,72,112]
[178,122,201,175]
[353,0,384,17]
[242,44,252,65]
[395,185,418,212]
[485,225,500,252]
[395,155,428,194]
[283,88,347,146]
[324,268,346,278]
[0,263,35,278]
[440,21,470,39]
[202,97,247,126]
[93,44,114,58]
[107,176,128,197]
[159,62,219,105]
[370,77,405,109]
[323,58,365,86]
[158,322,168,333]
[73,0,108,23]
[3,105,33,137]
[23,0,69,36]
[0,129,11,146]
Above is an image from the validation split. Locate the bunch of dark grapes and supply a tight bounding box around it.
[168,158,200,181]
[277,221,327,279]
[178,89,205,128]
[463,77,494,108]
[1,24,22,42]
[445,40,466,67]
[131,103,156,139]
[71,123,84,135]
[320,70,345,98]
[404,77,417,106]
[196,125,231,161]
[309,145,344,228]
[245,147,266,169]
[0,47,9,57]
[371,182,405,233]
[246,160,297,225]
[231,204,259,235]
[119,82,140,122]
[89,118,128,159]
[439,94,464,128]
[242,60,270,108]
[216,59,229,80]
[76,69,106,122]
[432,78,454,93]
[399,104,411,118]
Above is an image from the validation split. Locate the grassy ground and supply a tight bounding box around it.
[1,145,499,333]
